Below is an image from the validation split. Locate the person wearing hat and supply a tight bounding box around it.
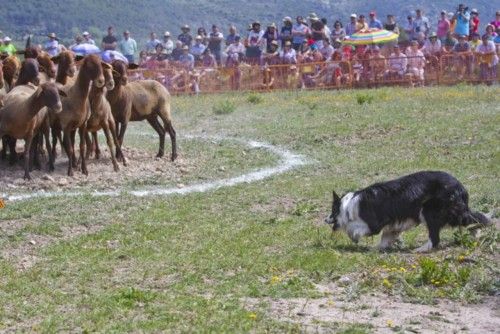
[452,34,472,79]
[179,44,194,70]
[145,32,161,55]
[404,15,415,42]
[453,4,470,38]
[119,30,137,63]
[225,35,245,66]
[292,16,309,51]
[422,32,442,57]
[246,21,264,64]
[82,31,95,45]
[69,35,84,50]
[171,40,184,61]
[384,15,399,34]
[437,11,451,43]
[310,16,326,48]
[191,35,206,61]
[261,39,280,66]
[0,37,17,56]
[208,25,224,65]
[178,25,193,47]
[263,23,279,53]
[469,32,482,50]
[161,32,174,56]
[279,41,297,64]
[368,11,383,29]
[102,26,117,51]
[469,9,480,38]
[44,33,60,57]
[414,9,431,37]
[345,14,357,36]
[280,16,293,45]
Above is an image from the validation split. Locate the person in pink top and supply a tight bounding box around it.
[490,11,500,30]
[437,10,451,42]
[406,40,426,86]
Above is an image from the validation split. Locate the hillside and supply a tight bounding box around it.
[0,1,496,47]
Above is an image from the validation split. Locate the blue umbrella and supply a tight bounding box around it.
[100,50,129,64]
[71,43,101,56]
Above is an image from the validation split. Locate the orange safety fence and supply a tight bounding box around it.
[127,54,499,95]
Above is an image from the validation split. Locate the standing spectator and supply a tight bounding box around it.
[406,40,426,85]
[102,26,117,51]
[469,9,480,38]
[369,11,383,29]
[161,32,174,56]
[384,15,399,34]
[145,32,161,55]
[119,30,138,64]
[345,14,358,36]
[422,32,442,71]
[191,35,206,61]
[82,31,95,45]
[178,25,193,47]
[69,35,83,49]
[263,23,280,52]
[322,18,331,43]
[476,34,498,83]
[171,41,184,61]
[292,16,309,51]
[385,45,407,80]
[454,4,470,38]
[226,25,239,46]
[309,14,326,48]
[437,10,451,43]
[261,40,280,66]
[197,28,208,45]
[179,45,194,70]
[320,38,334,60]
[246,21,264,65]
[356,15,368,32]
[414,9,431,36]
[44,33,60,56]
[331,21,346,41]
[208,25,224,65]
[449,12,457,34]
[281,17,293,45]
[491,11,500,30]
[0,37,17,56]
[404,16,415,42]
[442,31,458,53]
[369,47,386,83]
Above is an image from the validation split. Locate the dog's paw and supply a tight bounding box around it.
[414,240,433,253]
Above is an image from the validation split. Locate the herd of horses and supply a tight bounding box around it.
[0,50,177,180]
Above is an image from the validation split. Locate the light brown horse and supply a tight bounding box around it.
[53,54,105,176]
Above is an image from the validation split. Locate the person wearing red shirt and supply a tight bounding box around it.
[469,9,480,38]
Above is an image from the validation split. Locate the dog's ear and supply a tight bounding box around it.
[332,190,341,203]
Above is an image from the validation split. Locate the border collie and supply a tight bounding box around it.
[325,171,491,252]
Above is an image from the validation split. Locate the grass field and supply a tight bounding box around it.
[0,85,499,333]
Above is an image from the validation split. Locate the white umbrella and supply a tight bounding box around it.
[100,50,128,64]
[71,43,101,56]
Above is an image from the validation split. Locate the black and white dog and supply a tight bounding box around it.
[325,171,491,252]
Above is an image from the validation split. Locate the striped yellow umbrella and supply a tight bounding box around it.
[343,28,399,45]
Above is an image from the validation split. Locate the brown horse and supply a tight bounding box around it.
[107,60,177,162]
[53,54,105,176]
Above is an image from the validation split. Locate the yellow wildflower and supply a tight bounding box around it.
[387,319,394,327]
[270,275,281,284]
[248,313,257,320]
[382,278,393,289]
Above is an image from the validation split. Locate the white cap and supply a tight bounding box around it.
[3,36,11,42]
[350,13,357,18]
[82,31,90,36]
[164,31,171,36]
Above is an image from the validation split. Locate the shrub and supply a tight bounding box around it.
[247,93,263,104]
[213,100,236,115]
[356,93,374,105]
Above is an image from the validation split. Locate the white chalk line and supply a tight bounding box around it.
[1,134,310,202]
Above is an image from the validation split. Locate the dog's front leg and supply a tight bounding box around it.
[346,221,371,244]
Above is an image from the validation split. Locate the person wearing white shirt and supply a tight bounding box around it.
[385,45,408,80]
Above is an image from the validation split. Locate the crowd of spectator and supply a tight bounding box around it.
[1,5,499,92]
